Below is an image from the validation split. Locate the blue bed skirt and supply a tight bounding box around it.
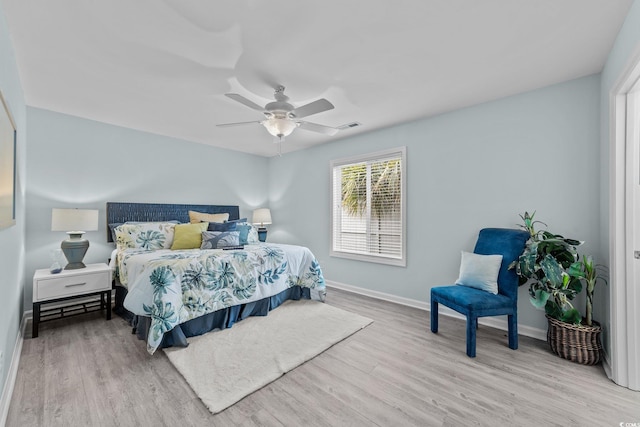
[115,286,311,349]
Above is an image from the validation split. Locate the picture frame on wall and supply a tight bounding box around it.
[0,90,16,230]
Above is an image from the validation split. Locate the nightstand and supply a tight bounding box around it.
[32,263,112,338]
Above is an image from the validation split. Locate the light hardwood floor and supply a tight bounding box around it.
[7,288,640,426]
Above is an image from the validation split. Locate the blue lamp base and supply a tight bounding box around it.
[257,227,268,242]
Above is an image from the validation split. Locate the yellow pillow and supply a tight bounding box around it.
[188,210,229,224]
[171,222,209,250]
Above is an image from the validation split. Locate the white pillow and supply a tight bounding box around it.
[455,251,503,295]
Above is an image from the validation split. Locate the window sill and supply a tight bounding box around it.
[330,250,406,267]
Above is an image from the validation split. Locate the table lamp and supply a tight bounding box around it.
[51,208,99,270]
[252,208,272,242]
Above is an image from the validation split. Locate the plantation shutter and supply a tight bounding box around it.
[330,147,406,266]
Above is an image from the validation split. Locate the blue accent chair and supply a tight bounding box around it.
[430,228,529,357]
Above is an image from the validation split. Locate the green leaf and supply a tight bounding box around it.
[518,243,538,278]
[567,261,584,278]
[540,255,563,287]
[564,238,583,246]
[545,300,562,319]
[567,277,582,295]
[541,231,555,239]
[554,251,577,268]
[530,289,550,309]
[560,308,582,324]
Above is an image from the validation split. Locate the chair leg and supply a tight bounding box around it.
[508,313,518,350]
[466,315,477,357]
[430,298,439,333]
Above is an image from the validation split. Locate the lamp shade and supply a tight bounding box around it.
[51,208,99,232]
[252,208,272,226]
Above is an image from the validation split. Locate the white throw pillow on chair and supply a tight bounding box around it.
[455,251,503,295]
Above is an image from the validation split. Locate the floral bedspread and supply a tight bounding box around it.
[116,243,326,354]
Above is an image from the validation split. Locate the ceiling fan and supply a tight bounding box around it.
[217,86,340,142]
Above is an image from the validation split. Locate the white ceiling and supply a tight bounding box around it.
[2,0,634,157]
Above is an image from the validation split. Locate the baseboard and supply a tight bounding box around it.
[326,280,547,341]
[0,312,27,427]
[327,280,430,311]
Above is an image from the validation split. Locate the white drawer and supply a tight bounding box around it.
[35,270,110,301]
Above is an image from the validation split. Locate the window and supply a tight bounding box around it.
[330,147,406,266]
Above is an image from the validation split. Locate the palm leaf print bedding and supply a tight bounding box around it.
[116,243,326,353]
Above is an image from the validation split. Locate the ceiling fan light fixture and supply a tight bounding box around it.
[262,117,298,138]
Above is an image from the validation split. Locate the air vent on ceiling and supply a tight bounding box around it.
[337,122,361,130]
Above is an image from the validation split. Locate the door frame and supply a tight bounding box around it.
[609,44,640,391]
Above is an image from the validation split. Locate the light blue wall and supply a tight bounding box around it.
[598,0,640,358]
[0,1,26,402]
[268,75,601,332]
[24,107,269,308]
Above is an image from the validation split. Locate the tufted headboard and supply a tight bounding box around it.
[106,202,240,242]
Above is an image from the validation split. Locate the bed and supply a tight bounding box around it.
[107,202,326,354]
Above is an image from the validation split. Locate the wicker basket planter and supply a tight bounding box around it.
[546,315,602,365]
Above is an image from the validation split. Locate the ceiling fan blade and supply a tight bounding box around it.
[225,93,264,111]
[216,121,261,128]
[292,98,334,118]
[298,121,339,135]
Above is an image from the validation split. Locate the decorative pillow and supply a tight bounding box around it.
[246,224,260,244]
[114,222,177,250]
[207,221,237,232]
[171,222,209,250]
[201,231,241,249]
[207,217,249,232]
[455,251,503,295]
[225,217,248,225]
[188,210,229,224]
[235,224,251,245]
[235,222,260,244]
[110,220,179,243]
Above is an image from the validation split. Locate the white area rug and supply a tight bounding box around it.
[164,299,373,414]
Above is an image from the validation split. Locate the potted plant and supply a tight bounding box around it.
[510,212,605,365]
